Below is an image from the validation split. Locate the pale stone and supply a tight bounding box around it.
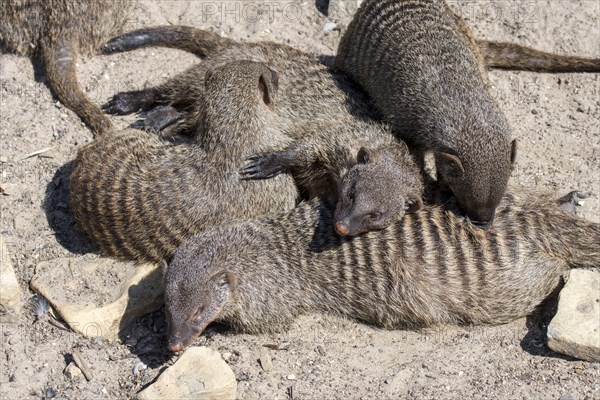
[327,0,364,26]
[64,362,83,381]
[0,234,21,311]
[30,256,163,339]
[547,269,600,362]
[137,347,237,400]
[259,351,273,372]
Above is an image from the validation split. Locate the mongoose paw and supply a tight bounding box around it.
[240,153,287,180]
[102,91,154,115]
[558,190,592,214]
[131,106,183,132]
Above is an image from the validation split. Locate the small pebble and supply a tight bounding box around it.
[64,363,83,381]
[559,395,576,400]
[531,109,538,115]
[323,21,337,32]
[286,374,296,380]
[259,351,273,372]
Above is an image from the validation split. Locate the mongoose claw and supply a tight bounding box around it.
[240,153,286,180]
[131,106,182,132]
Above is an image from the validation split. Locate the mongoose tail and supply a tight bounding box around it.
[102,26,235,56]
[101,26,600,74]
[44,38,113,136]
[479,40,600,73]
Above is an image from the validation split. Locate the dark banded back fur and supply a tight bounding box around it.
[69,61,298,264]
[165,190,600,348]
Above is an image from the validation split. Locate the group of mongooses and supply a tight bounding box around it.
[5,1,598,352]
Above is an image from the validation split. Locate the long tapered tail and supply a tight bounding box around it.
[479,40,600,72]
[101,26,235,57]
[44,38,113,137]
[547,212,600,267]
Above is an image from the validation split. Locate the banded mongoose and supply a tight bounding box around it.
[0,0,138,135]
[101,27,427,229]
[240,121,424,236]
[334,0,600,228]
[69,61,298,263]
[164,190,600,352]
[100,24,600,132]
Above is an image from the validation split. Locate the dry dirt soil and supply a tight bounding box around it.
[0,1,599,399]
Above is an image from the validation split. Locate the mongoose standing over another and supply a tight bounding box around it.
[69,61,298,263]
[240,125,423,236]
[0,0,138,135]
[164,190,599,352]
[101,27,427,229]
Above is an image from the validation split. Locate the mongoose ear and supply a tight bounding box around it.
[211,271,237,291]
[269,68,279,92]
[510,139,518,164]
[404,195,423,213]
[258,74,275,109]
[357,147,376,164]
[437,152,465,176]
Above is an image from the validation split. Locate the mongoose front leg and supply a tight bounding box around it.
[240,150,299,180]
[102,88,163,115]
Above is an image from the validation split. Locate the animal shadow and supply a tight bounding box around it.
[43,160,97,255]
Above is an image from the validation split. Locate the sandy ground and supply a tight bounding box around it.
[0,1,599,399]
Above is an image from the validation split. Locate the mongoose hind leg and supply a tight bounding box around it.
[43,37,113,136]
[131,105,183,133]
[102,88,164,115]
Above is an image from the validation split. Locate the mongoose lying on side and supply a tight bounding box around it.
[164,190,599,352]
[240,121,423,236]
[0,0,138,135]
[101,27,377,137]
[335,0,600,228]
[69,61,298,263]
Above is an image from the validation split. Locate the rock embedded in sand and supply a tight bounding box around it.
[0,233,21,311]
[547,269,600,362]
[30,256,163,339]
[137,346,237,400]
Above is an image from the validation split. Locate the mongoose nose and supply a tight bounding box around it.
[335,222,349,236]
[168,340,184,353]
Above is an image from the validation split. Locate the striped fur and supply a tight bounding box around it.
[335,0,516,226]
[69,61,298,264]
[165,190,600,350]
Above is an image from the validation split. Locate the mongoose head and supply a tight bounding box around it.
[165,243,236,353]
[202,59,279,126]
[435,138,517,229]
[334,146,423,236]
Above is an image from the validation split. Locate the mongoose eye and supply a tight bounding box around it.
[189,306,205,322]
[367,212,381,221]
